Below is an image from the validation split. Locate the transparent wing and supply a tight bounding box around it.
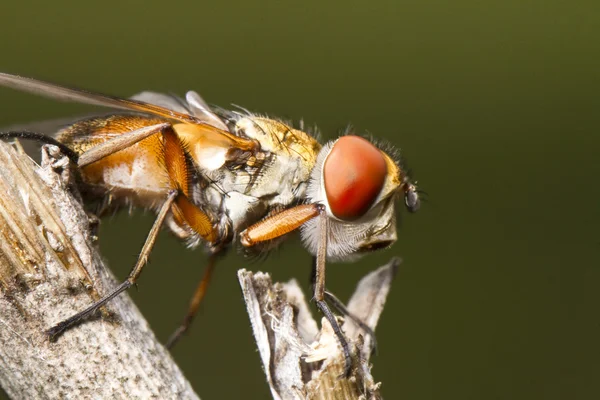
[130,91,191,114]
[0,72,199,124]
[0,73,257,151]
[131,90,229,131]
[185,91,229,131]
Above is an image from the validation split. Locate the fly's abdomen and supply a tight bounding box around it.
[57,114,171,206]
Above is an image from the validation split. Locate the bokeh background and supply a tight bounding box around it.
[1,1,599,399]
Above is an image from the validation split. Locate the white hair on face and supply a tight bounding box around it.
[300,140,396,262]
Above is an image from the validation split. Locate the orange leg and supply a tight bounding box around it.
[144,125,222,347]
[240,203,322,246]
[77,123,171,167]
[240,203,354,376]
[47,124,219,339]
[165,252,220,349]
[47,189,178,339]
[160,125,219,244]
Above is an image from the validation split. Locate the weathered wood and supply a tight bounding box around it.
[239,257,400,400]
[0,141,199,400]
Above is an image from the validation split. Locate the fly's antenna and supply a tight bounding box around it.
[0,131,79,164]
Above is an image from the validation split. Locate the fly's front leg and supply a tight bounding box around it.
[309,262,378,356]
[240,203,323,246]
[323,290,378,355]
[241,204,353,377]
[311,209,353,377]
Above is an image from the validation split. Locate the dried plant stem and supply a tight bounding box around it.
[239,257,400,400]
[0,141,198,400]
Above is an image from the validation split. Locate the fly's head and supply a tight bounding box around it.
[301,135,419,261]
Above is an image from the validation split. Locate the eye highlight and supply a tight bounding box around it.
[323,136,387,221]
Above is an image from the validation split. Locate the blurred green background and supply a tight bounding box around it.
[1,0,599,398]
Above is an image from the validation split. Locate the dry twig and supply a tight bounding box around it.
[239,257,400,399]
[0,141,198,400]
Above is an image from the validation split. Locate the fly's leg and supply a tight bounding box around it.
[76,123,171,167]
[311,209,353,377]
[239,204,322,246]
[165,251,222,349]
[46,189,178,339]
[160,123,229,347]
[323,290,378,355]
[0,130,80,163]
[47,123,220,339]
[309,263,378,356]
[240,204,353,377]
[160,191,222,348]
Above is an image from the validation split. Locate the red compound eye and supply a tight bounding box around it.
[323,136,387,221]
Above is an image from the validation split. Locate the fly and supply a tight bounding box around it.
[0,72,420,376]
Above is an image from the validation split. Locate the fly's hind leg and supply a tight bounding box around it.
[76,123,171,167]
[46,123,220,339]
[46,189,178,339]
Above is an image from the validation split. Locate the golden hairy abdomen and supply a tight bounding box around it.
[57,115,171,207]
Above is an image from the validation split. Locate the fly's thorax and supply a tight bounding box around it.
[233,117,321,167]
[206,116,321,232]
[300,136,403,261]
[232,116,320,200]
